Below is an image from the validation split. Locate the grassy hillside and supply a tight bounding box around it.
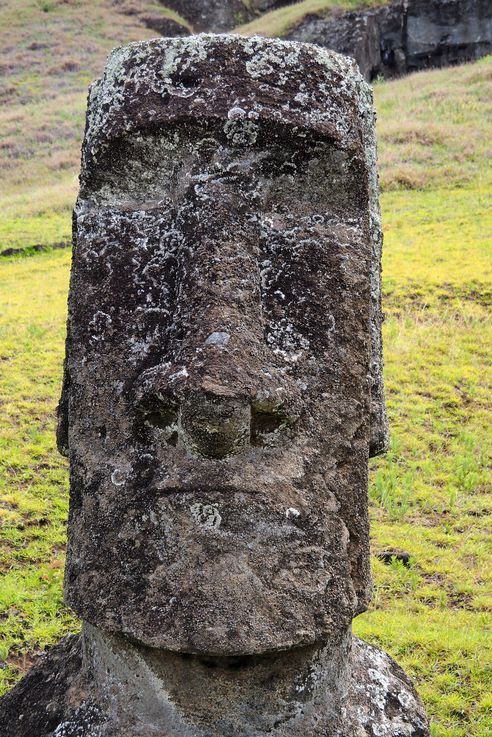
[0,0,191,251]
[0,2,491,735]
[2,0,490,252]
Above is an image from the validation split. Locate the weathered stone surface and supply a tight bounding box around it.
[405,0,492,71]
[0,635,82,737]
[57,34,386,657]
[287,0,492,81]
[0,632,428,736]
[346,638,429,737]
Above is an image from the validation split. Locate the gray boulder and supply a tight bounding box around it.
[157,0,293,32]
[287,0,492,80]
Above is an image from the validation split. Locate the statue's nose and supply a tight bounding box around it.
[180,391,251,459]
[135,364,297,459]
[134,193,296,458]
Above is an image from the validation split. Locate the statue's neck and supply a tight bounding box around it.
[81,623,352,736]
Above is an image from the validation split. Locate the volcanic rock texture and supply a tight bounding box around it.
[287,0,492,81]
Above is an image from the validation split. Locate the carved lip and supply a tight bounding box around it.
[151,472,301,498]
[154,482,270,497]
[146,453,303,497]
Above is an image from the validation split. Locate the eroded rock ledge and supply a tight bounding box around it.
[157,0,293,33]
[286,0,492,81]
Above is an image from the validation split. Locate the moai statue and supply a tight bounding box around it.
[0,35,429,737]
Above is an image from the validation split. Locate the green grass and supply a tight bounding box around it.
[354,291,491,736]
[0,0,491,732]
[0,250,75,692]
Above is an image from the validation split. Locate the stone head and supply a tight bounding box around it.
[57,35,387,656]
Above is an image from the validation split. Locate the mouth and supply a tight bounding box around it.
[150,459,304,497]
[154,481,262,496]
[126,442,307,503]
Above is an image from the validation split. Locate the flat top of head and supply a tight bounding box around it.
[82,34,372,172]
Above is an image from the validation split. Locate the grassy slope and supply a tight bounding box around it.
[0,0,189,250]
[0,2,491,735]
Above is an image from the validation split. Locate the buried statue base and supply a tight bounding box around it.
[0,35,429,737]
[1,627,428,737]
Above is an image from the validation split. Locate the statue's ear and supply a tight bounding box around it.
[56,359,70,457]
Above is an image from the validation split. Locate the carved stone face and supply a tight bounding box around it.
[58,36,385,656]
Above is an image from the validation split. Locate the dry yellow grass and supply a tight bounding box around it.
[375,57,492,192]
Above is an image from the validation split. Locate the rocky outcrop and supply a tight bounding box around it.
[158,0,292,32]
[113,1,192,38]
[0,241,70,258]
[132,0,492,82]
[140,13,190,37]
[287,0,492,80]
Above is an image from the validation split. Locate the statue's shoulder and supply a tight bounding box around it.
[0,635,83,737]
[340,637,429,737]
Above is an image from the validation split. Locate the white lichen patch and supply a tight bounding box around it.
[223,118,259,146]
[349,639,426,736]
[111,468,128,486]
[266,318,310,363]
[204,331,230,347]
[53,703,103,737]
[190,503,222,529]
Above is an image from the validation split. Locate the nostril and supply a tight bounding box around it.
[250,405,291,447]
[143,409,179,447]
[138,402,179,446]
[251,410,284,435]
[144,407,178,430]
[167,430,179,447]
[133,364,185,447]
